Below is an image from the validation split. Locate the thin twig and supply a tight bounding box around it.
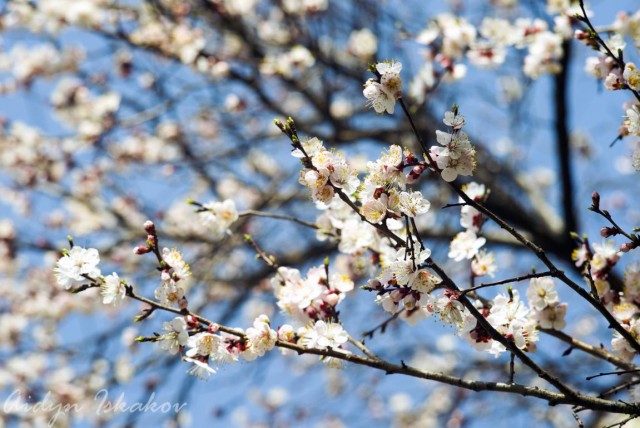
[509,353,515,384]
[572,410,585,428]
[540,328,636,371]
[600,378,640,399]
[460,270,556,296]
[603,415,640,428]
[587,369,640,381]
[347,334,380,360]
[362,310,404,339]
[239,209,337,236]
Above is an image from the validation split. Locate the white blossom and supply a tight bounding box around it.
[243,314,277,360]
[159,317,189,355]
[298,320,349,349]
[533,303,567,330]
[526,277,559,311]
[448,231,486,261]
[363,80,396,114]
[100,273,126,306]
[471,250,497,277]
[398,191,431,218]
[54,246,101,289]
[184,357,217,380]
[199,199,239,240]
[362,199,387,224]
[623,63,640,90]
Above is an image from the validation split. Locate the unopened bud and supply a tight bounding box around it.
[366,278,383,290]
[600,227,618,238]
[286,117,297,135]
[178,296,189,310]
[133,246,151,255]
[208,323,220,333]
[324,292,340,307]
[185,315,198,328]
[406,165,425,184]
[406,173,419,185]
[574,30,588,40]
[591,192,600,210]
[620,242,637,253]
[273,118,286,133]
[143,220,156,235]
[146,235,157,246]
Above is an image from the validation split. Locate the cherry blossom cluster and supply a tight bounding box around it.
[0,121,73,186]
[271,265,354,323]
[108,123,183,165]
[361,145,433,227]
[180,314,278,380]
[3,0,110,33]
[53,245,101,291]
[293,136,360,205]
[527,277,567,330]
[53,220,357,378]
[363,61,403,114]
[53,224,284,380]
[442,183,546,356]
[567,193,640,360]
[54,243,128,307]
[269,264,354,366]
[460,288,539,356]
[575,9,640,140]
[408,9,574,101]
[368,243,443,326]
[282,89,567,359]
[50,78,120,140]
[136,221,192,308]
[429,109,477,182]
[130,18,205,66]
[9,0,640,421]
[295,320,349,368]
[583,56,640,137]
[283,113,453,329]
[449,182,495,277]
[0,43,83,92]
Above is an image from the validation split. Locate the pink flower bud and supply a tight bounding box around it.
[620,242,637,253]
[591,192,600,210]
[144,220,156,235]
[185,315,198,328]
[366,278,383,290]
[324,292,340,307]
[574,30,588,40]
[208,323,220,333]
[406,165,426,184]
[304,306,319,320]
[133,246,151,255]
[600,227,618,238]
[405,152,416,165]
